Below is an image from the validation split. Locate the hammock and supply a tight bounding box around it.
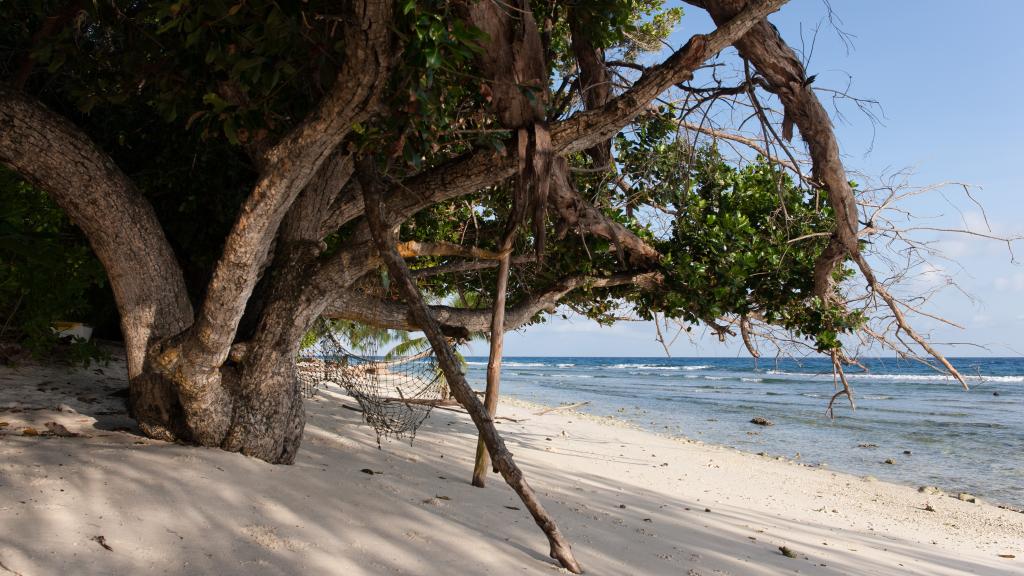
[297,319,448,442]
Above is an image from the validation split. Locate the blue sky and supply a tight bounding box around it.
[493,0,1023,357]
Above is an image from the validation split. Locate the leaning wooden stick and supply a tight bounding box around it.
[472,247,512,487]
[357,159,583,574]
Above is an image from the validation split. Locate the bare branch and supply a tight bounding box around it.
[397,241,504,260]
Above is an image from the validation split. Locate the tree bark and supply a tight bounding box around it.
[219,149,355,462]
[358,158,583,574]
[569,11,613,170]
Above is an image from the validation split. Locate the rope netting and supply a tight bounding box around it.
[297,318,448,442]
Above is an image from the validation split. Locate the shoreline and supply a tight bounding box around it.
[1,359,1021,574]
[498,393,1024,514]
[471,355,1024,512]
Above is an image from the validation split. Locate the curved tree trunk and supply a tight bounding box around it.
[0,86,194,440]
[145,0,393,452]
[1,86,342,460]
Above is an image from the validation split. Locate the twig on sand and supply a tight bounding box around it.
[0,558,24,576]
[433,405,524,422]
[535,401,590,416]
[90,535,113,551]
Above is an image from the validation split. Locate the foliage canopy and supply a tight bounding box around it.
[0,0,863,358]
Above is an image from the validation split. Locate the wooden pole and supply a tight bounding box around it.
[471,250,511,487]
[358,161,582,573]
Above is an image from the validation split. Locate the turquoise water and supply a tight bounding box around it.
[464,357,1024,508]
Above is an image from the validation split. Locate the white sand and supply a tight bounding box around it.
[0,357,1021,575]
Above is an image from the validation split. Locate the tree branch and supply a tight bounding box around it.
[550,0,789,155]
[410,255,536,278]
[397,241,503,260]
[180,0,392,372]
[358,157,583,573]
[321,0,789,236]
[325,272,660,333]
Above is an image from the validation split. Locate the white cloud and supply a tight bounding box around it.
[933,239,972,259]
[993,272,1024,291]
[971,314,992,326]
[911,263,950,290]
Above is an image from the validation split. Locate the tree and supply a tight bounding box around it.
[0,0,972,462]
[0,1,980,569]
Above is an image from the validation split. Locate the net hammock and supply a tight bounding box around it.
[297,318,449,442]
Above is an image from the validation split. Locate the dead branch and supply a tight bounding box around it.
[825,350,855,419]
[358,157,583,573]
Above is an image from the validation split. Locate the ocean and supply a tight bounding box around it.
[463,356,1024,508]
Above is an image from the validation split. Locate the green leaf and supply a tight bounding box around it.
[202,92,231,112]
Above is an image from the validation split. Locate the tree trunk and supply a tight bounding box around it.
[217,152,350,463]
[0,86,195,440]
[140,0,392,452]
[219,246,325,463]
[222,343,306,464]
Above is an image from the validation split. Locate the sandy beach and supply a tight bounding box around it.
[0,357,1021,575]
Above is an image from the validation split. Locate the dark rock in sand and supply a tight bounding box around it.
[750,417,773,426]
